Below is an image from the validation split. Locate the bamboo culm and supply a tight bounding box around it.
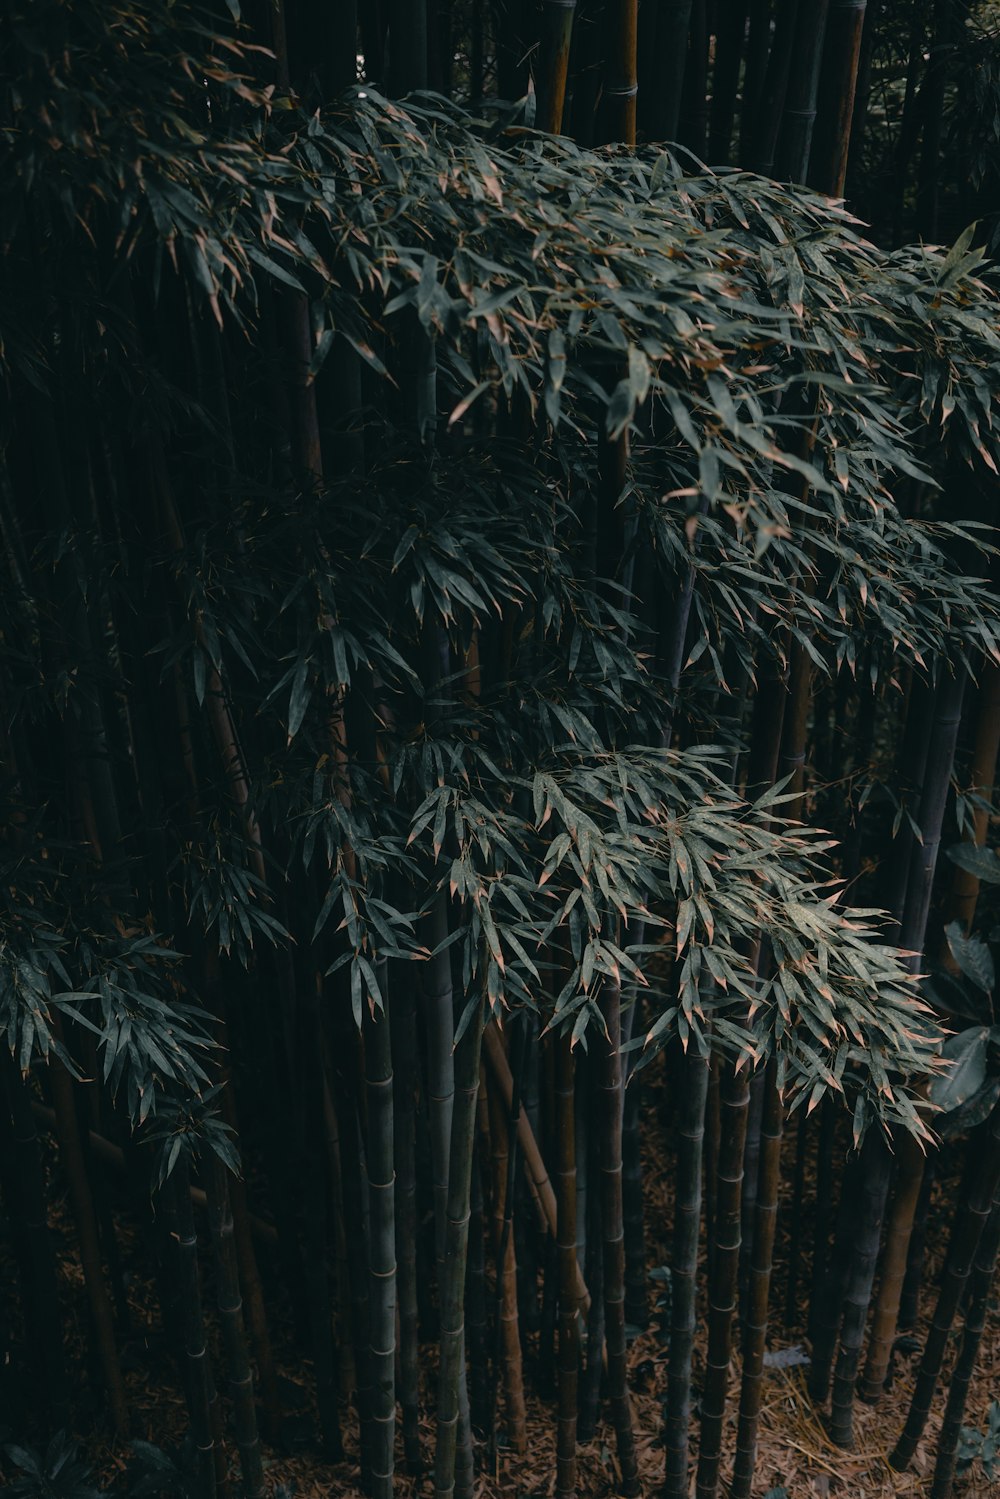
[204,1152,266,1499]
[598,972,641,1496]
[861,1129,925,1401]
[364,983,397,1499]
[828,1131,893,1447]
[891,1100,1000,1470]
[695,1053,750,1499]
[555,1031,580,1499]
[433,999,486,1499]
[731,1057,783,1497]
[929,1191,1000,1499]
[391,980,422,1470]
[169,1158,217,1499]
[663,1043,710,1499]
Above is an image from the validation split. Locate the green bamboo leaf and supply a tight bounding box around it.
[930,1025,990,1114]
[945,922,995,993]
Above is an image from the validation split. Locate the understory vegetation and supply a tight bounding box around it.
[3,2,1000,1497]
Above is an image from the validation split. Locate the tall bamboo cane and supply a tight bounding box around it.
[695,1053,750,1499]
[364,984,397,1499]
[556,1030,581,1499]
[601,0,639,144]
[663,1044,710,1499]
[828,1131,892,1447]
[808,0,868,196]
[730,1056,782,1497]
[49,1037,129,1436]
[774,0,831,183]
[0,1053,68,1426]
[204,1153,266,1499]
[653,1,694,142]
[169,1158,217,1499]
[486,1040,528,1456]
[860,1129,925,1400]
[537,1,578,133]
[599,972,641,1496]
[748,0,798,175]
[434,999,486,1499]
[391,980,422,1470]
[929,1191,1000,1499]
[891,1099,1000,1470]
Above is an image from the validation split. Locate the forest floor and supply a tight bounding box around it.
[9,1064,1000,1499]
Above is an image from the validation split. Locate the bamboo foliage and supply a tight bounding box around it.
[5,7,1000,1499]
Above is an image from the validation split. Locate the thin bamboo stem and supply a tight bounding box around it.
[364,986,397,1499]
[433,999,486,1499]
[731,1059,783,1497]
[664,1044,710,1499]
[599,974,641,1497]
[556,1032,580,1499]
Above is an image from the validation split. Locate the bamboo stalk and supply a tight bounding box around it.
[808,0,868,196]
[434,999,486,1499]
[486,1045,528,1456]
[860,1129,925,1401]
[391,980,422,1471]
[204,1153,266,1499]
[774,0,831,183]
[556,1031,581,1499]
[483,1023,589,1308]
[0,1055,68,1426]
[364,984,397,1499]
[663,1044,710,1499]
[783,1108,809,1329]
[695,1054,750,1499]
[808,1143,862,1404]
[169,1159,217,1499]
[748,0,798,176]
[828,1130,893,1447]
[537,0,578,133]
[891,1099,1000,1470]
[653,0,695,142]
[929,1191,1000,1499]
[899,1152,936,1331]
[731,1057,783,1498]
[601,0,639,145]
[48,1040,129,1436]
[599,972,641,1497]
[466,1131,490,1437]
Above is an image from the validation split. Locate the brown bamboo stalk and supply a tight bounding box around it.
[602,0,639,145]
[537,1,578,133]
[860,1129,926,1401]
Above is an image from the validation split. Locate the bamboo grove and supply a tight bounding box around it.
[4,3,1000,1499]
